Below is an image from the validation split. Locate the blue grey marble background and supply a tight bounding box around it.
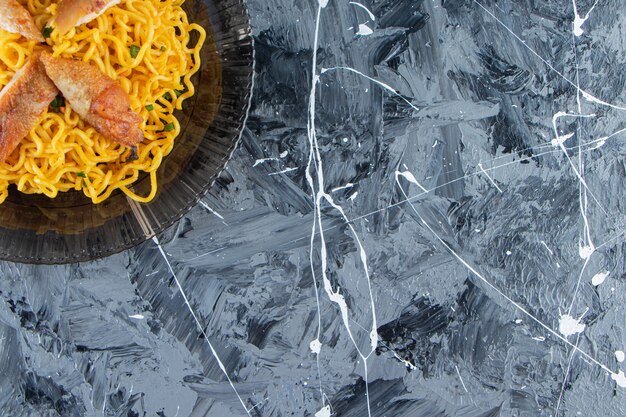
[1,0,625,416]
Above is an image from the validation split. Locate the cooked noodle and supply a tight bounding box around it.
[0,0,205,203]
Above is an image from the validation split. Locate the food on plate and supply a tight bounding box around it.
[54,0,120,35]
[40,52,143,147]
[0,0,44,41]
[0,0,206,204]
[0,53,58,162]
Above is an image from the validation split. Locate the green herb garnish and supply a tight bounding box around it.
[50,95,65,113]
[163,92,172,100]
[160,45,166,52]
[164,122,175,131]
[175,88,186,97]
[145,104,154,111]
[76,171,86,178]
[42,26,53,38]
[130,44,140,58]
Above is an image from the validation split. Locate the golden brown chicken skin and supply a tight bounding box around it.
[0,0,44,41]
[55,0,120,35]
[0,54,58,163]
[40,52,143,147]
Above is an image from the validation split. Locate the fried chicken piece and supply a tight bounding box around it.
[55,0,120,35]
[40,52,143,147]
[0,0,44,41]
[0,54,58,163]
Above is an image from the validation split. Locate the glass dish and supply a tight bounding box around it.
[0,0,254,264]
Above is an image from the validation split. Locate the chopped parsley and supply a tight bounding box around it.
[42,26,53,38]
[164,122,175,131]
[50,95,65,113]
[160,45,166,52]
[76,171,86,178]
[130,44,140,58]
[161,89,185,101]
[145,104,154,111]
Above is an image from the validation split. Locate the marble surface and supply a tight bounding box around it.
[1,0,626,416]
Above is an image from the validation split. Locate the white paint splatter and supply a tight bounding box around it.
[555,332,582,416]
[579,244,595,259]
[611,370,626,388]
[550,131,575,147]
[279,150,289,157]
[268,167,298,176]
[395,170,428,192]
[356,23,373,36]
[253,157,279,167]
[572,10,585,36]
[301,5,626,410]
[348,191,359,201]
[305,3,330,410]
[393,173,619,380]
[310,339,322,354]
[572,0,599,37]
[321,67,420,113]
[399,357,416,370]
[473,0,626,111]
[198,200,225,220]
[616,351,625,363]
[558,314,586,337]
[540,240,554,255]
[580,90,626,110]
[478,162,503,193]
[591,270,609,286]
[455,365,468,392]
[128,314,144,319]
[181,246,227,263]
[331,183,354,192]
[152,236,252,416]
[306,5,378,416]
[588,136,607,149]
[349,1,376,21]
[315,405,332,417]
